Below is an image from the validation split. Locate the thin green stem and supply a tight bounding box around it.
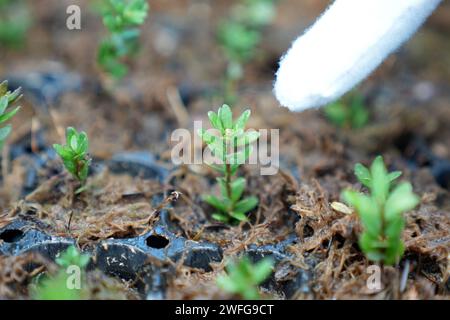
[225,163,232,200]
[380,204,386,267]
[76,159,85,184]
[224,75,237,106]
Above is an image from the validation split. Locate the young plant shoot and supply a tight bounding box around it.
[218,0,276,103]
[31,246,90,300]
[98,0,149,79]
[342,156,420,265]
[198,104,260,223]
[0,81,21,151]
[324,92,369,129]
[216,256,273,300]
[53,127,91,187]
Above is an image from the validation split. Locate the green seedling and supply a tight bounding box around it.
[55,246,91,269]
[98,0,149,79]
[0,81,21,151]
[217,0,277,103]
[342,156,420,265]
[31,246,90,300]
[324,92,369,129]
[53,127,91,187]
[0,0,32,49]
[217,256,273,300]
[198,104,260,223]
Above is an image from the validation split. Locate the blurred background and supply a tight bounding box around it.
[0,0,449,195]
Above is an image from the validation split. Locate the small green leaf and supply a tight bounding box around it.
[349,95,369,129]
[237,130,260,147]
[77,132,89,153]
[231,177,245,202]
[70,134,78,151]
[216,274,238,292]
[370,156,390,203]
[0,106,20,124]
[198,128,216,145]
[208,163,226,173]
[234,196,258,215]
[230,163,240,176]
[53,144,74,159]
[354,163,371,188]
[365,250,385,263]
[387,171,402,182]
[385,182,419,222]
[324,102,347,128]
[203,195,228,213]
[227,145,252,165]
[7,88,22,104]
[359,232,383,262]
[212,142,226,155]
[66,127,77,146]
[384,235,404,266]
[218,104,233,129]
[212,213,229,223]
[385,215,404,242]
[208,111,223,131]
[342,190,381,237]
[252,258,274,284]
[0,96,8,115]
[234,109,251,130]
[230,211,248,222]
[209,139,226,162]
[217,177,228,199]
[62,160,77,176]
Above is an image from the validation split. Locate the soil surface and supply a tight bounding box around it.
[0,0,449,300]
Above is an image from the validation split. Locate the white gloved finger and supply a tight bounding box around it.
[274,0,442,112]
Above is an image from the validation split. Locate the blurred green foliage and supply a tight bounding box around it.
[324,92,369,129]
[218,0,277,104]
[97,0,149,79]
[0,0,32,49]
[31,246,90,300]
[217,256,273,299]
[0,81,21,151]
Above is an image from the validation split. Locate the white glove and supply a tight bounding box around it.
[274,0,442,112]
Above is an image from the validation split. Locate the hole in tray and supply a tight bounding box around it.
[146,234,169,249]
[0,229,25,243]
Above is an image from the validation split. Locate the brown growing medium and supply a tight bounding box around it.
[0,253,51,299]
[0,253,138,300]
[0,0,449,300]
[2,172,167,246]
